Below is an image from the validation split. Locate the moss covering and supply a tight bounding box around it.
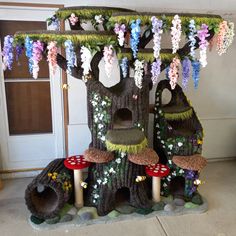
[105,137,148,154]
[164,108,193,121]
[14,30,117,47]
[56,6,134,20]
[109,12,222,32]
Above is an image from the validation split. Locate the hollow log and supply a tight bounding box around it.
[25,158,74,219]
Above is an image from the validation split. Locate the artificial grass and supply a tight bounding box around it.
[164,108,193,121]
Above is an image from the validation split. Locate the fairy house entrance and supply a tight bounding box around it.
[115,187,130,206]
[169,176,185,198]
[113,108,133,129]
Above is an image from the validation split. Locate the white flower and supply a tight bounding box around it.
[134,59,144,89]
[109,167,116,173]
[100,136,106,142]
[81,46,92,76]
[168,160,172,164]
[98,124,104,129]
[168,144,173,150]
[116,158,121,164]
[93,184,97,189]
[179,169,184,174]
[171,15,182,53]
[94,194,99,199]
[97,179,102,184]
[93,200,96,203]
[178,142,183,147]
[104,171,109,175]
[163,183,167,187]
[120,152,126,158]
[101,101,107,106]
[95,15,104,24]
[102,178,108,185]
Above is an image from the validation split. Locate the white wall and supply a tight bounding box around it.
[3,0,236,160]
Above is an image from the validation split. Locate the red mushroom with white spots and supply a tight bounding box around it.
[145,163,170,203]
[64,155,91,209]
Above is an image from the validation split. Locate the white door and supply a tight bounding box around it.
[0,5,65,170]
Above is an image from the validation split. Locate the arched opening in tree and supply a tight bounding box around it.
[113,108,133,129]
[115,187,131,207]
[169,176,185,198]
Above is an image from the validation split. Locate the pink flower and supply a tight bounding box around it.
[47,41,58,75]
[168,57,180,90]
[69,13,78,26]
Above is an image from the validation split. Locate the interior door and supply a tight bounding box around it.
[0,5,64,170]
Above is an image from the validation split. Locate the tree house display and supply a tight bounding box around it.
[2,5,234,226]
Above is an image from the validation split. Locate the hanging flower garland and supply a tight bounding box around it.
[188,19,197,59]
[49,15,60,30]
[216,21,228,55]
[69,13,78,25]
[47,41,58,75]
[103,45,114,77]
[114,23,126,47]
[32,40,44,79]
[94,15,104,24]
[197,24,210,67]
[151,16,163,59]
[25,36,34,74]
[2,35,14,71]
[15,44,24,62]
[171,15,182,54]
[130,19,141,58]
[182,57,191,90]
[224,22,235,50]
[151,59,162,85]
[80,46,92,82]
[64,39,76,74]
[120,57,129,78]
[134,59,144,89]
[168,57,180,90]
[192,60,201,89]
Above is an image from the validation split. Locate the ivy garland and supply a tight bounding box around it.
[90,92,112,143]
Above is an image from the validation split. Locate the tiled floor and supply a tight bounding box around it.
[0,160,236,236]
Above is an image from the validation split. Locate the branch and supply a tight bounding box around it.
[139,27,153,49]
[90,51,103,81]
[56,53,83,79]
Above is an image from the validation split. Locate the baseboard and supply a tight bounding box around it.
[207,156,236,162]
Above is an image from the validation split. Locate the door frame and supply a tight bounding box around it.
[0,2,68,173]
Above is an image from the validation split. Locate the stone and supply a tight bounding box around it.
[45,216,60,224]
[59,203,73,218]
[80,212,93,221]
[173,198,185,206]
[107,210,120,218]
[30,215,44,225]
[116,204,136,214]
[184,202,198,209]
[77,207,99,219]
[67,207,78,215]
[164,203,176,212]
[191,193,203,205]
[161,195,173,203]
[60,214,73,223]
[135,208,153,215]
[152,201,165,211]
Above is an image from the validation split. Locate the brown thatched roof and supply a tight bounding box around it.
[172,154,207,171]
[128,148,159,165]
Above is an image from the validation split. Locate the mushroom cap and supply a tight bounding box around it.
[172,154,207,171]
[84,148,114,163]
[64,155,91,170]
[145,163,170,177]
[128,148,159,165]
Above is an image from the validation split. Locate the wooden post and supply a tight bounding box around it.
[152,176,161,202]
[74,169,83,209]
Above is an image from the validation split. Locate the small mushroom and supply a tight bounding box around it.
[145,163,170,203]
[64,155,91,209]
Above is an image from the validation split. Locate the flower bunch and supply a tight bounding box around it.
[15,44,24,61]
[114,23,126,46]
[151,16,163,59]
[25,36,34,74]
[103,45,114,77]
[151,59,161,85]
[188,19,197,59]
[50,15,60,30]
[69,13,78,25]
[171,15,182,53]
[80,46,92,81]
[32,41,44,79]
[2,35,14,70]
[182,57,191,89]
[134,59,144,89]
[197,24,210,67]
[47,41,58,75]
[192,60,201,89]
[95,15,104,24]
[130,19,141,58]
[64,39,76,74]
[168,57,180,90]
[120,57,129,78]
[217,21,235,55]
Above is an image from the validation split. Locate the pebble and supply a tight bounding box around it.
[184,202,198,209]
[164,203,176,212]
[30,215,44,225]
[45,216,60,224]
[77,207,99,219]
[173,198,185,206]
[135,208,153,215]
[80,212,93,221]
[107,210,120,218]
[60,214,73,223]
[152,201,165,211]
[191,193,203,205]
[67,207,78,215]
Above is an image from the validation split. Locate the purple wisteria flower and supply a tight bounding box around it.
[151,59,161,85]
[182,57,191,90]
[2,35,14,70]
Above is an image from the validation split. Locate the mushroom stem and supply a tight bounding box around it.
[152,176,161,202]
[74,169,83,209]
